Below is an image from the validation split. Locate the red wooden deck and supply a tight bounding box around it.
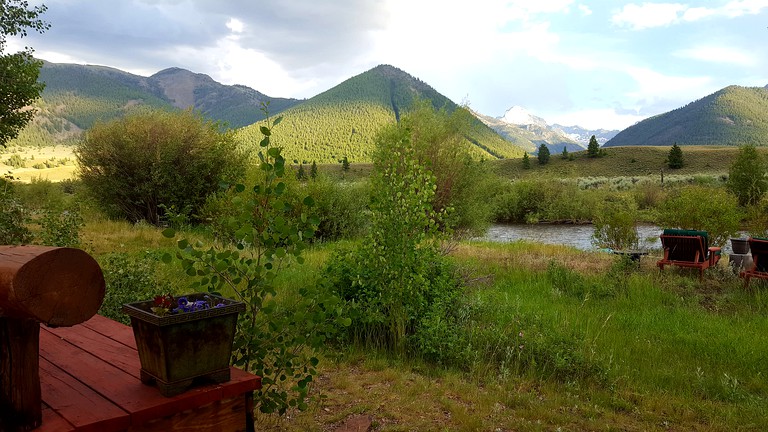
[37,314,261,432]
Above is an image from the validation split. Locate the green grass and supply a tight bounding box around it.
[493,145,768,180]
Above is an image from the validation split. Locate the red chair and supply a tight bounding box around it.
[657,229,721,280]
[740,237,768,288]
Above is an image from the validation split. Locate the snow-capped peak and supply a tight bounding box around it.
[500,106,548,127]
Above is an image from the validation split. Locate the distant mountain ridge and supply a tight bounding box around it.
[605,85,768,147]
[474,105,617,154]
[37,61,302,130]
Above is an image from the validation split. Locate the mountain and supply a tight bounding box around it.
[605,85,768,147]
[475,106,588,155]
[37,62,302,129]
[552,125,618,146]
[236,64,523,163]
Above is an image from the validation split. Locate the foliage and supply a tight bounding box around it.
[727,144,767,207]
[394,100,497,235]
[656,185,742,246]
[325,109,462,353]
[302,176,370,241]
[537,144,550,165]
[587,135,600,158]
[75,109,246,225]
[341,156,350,171]
[0,0,50,147]
[38,204,83,247]
[164,110,349,415]
[310,160,318,179]
[591,197,639,251]
[0,177,33,244]
[522,152,530,169]
[296,163,307,181]
[97,252,169,325]
[493,179,599,224]
[667,143,684,169]
[561,147,569,160]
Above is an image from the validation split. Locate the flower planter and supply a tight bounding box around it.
[730,238,750,255]
[122,293,244,397]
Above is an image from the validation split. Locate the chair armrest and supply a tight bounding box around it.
[708,247,721,264]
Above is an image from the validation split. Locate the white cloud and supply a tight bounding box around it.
[675,45,758,66]
[624,66,714,107]
[614,0,768,29]
[611,3,687,30]
[226,18,244,33]
[548,108,646,130]
[578,4,593,16]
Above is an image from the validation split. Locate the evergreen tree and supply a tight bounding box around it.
[522,152,530,169]
[727,144,768,207]
[341,156,350,171]
[296,163,307,180]
[537,144,550,165]
[587,135,600,158]
[667,143,684,169]
[310,160,318,179]
[561,147,569,160]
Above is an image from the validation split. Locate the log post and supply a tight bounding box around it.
[0,246,105,432]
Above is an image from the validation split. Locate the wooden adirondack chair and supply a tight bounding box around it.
[740,237,768,288]
[657,229,721,280]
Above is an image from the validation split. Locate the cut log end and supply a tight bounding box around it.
[0,246,105,327]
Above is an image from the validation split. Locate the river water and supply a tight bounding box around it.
[479,224,663,251]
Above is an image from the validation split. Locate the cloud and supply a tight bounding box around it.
[611,3,687,30]
[613,1,768,30]
[548,108,646,130]
[675,45,758,66]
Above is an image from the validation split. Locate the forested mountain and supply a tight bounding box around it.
[605,85,768,147]
[6,61,303,148]
[236,65,523,163]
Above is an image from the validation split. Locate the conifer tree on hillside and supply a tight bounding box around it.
[561,147,569,160]
[587,135,600,158]
[667,143,684,169]
[537,144,550,165]
[310,160,318,179]
[522,152,530,169]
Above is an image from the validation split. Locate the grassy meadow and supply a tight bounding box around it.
[5,143,768,431]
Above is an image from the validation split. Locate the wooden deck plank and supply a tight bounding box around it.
[81,314,138,349]
[39,316,262,429]
[40,403,76,432]
[43,321,142,379]
[39,357,130,432]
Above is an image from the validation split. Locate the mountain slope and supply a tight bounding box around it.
[236,65,523,163]
[39,62,300,129]
[474,107,588,154]
[605,85,768,147]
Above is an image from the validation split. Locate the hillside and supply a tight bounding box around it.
[491,145,762,180]
[605,85,768,147]
[6,61,303,149]
[236,65,523,163]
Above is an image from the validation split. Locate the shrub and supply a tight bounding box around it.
[303,176,369,241]
[0,178,33,244]
[727,144,767,207]
[656,186,742,246]
[75,109,246,225]
[326,108,463,353]
[38,205,83,247]
[97,253,169,325]
[591,196,639,251]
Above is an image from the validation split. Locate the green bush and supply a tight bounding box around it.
[303,176,369,241]
[591,196,639,251]
[657,186,742,246]
[727,144,768,207]
[97,253,169,325]
[75,109,246,225]
[0,178,33,244]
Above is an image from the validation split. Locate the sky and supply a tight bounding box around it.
[6,0,768,130]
